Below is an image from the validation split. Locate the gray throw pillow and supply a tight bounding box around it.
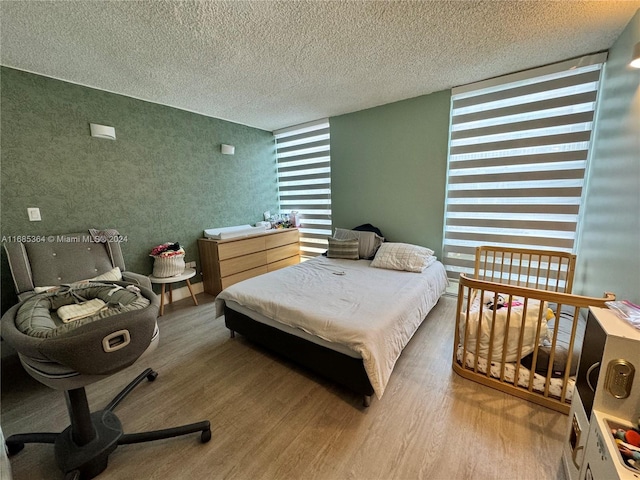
[334,228,384,259]
[326,237,359,260]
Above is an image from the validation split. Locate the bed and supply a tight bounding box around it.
[452,246,615,414]
[214,241,448,407]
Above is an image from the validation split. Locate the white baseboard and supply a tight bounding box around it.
[159,281,204,303]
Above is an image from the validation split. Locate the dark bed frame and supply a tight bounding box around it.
[224,305,375,406]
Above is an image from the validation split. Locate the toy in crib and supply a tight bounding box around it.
[612,427,640,471]
[484,295,555,320]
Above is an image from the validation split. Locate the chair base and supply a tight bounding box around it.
[56,410,121,479]
[5,368,211,480]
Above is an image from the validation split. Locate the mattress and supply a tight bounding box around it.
[224,299,361,358]
[215,256,449,398]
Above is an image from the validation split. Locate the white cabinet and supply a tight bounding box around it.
[563,307,640,480]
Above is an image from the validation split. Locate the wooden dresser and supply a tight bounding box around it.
[197,228,300,296]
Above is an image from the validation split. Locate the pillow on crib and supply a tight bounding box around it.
[334,228,384,259]
[370,242,434,272]
[459,291,549,363]
[326,237,359,260]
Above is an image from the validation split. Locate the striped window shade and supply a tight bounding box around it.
[274,119,331,258]
[443,52,607,281]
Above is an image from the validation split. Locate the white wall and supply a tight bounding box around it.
[575,9,640,302]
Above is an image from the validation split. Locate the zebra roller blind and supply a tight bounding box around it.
[443,53,607,280]
[274,119,331,258]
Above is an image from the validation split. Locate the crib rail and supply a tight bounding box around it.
[453,273,614,414]
[473,246,577,294]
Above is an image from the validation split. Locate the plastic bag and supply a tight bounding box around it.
[606,300,640,330]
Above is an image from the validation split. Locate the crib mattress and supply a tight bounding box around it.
[456,348,574,402]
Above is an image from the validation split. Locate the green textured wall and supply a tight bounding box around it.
[0,67,278,311]
[574,11,640,302]
[330,91,451,257]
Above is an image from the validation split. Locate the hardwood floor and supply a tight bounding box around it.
[1,294,568,480]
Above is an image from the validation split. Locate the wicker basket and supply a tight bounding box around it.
[152,254,185,278]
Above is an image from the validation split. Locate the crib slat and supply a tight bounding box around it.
[454,281,466,372]
[544,255,552,291]
[543,302,562,398]
[513,296,529,386]
[560,305,582,404]
[498,250,505,284]
[461,284,473,372]
[473,289,485,373]
[507,251,515,286]
[559,256,567,292]
[530,304,547,395]
[485,291,501,378]
[499,295,514,381]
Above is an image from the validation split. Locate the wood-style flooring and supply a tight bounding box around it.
[1,294,568,480]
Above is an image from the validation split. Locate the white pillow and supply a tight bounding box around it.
[370,243,434,273]
[424,255,437,269]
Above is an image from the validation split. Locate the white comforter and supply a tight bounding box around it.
[214,255,448,398]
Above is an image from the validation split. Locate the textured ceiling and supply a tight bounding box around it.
[1,1,639,131]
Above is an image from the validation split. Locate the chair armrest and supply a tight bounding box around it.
[122,272,152,290]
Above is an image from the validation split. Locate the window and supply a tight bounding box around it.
[274,119,331,258]
[443,53,607,280]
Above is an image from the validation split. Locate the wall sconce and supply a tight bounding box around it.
[221,144,235,155]
[90,123,116,140]
[630,42,640,69]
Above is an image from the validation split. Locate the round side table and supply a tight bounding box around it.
[149,267,198,316]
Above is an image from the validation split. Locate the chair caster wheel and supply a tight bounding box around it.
[65,470,81,480]
[6,441,24,456]
[201,428,211,443]
[146,370,158,382]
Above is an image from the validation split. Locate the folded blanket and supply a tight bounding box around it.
[57,298,108,323]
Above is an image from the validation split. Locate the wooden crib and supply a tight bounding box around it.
[452,246,615,414]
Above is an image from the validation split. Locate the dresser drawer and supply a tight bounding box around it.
[221,266,268,290]
[267,255,300,272]
[217,236,266,261]
[267,243,300,264]
[219,251,267,277]
[265,229,299,249]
